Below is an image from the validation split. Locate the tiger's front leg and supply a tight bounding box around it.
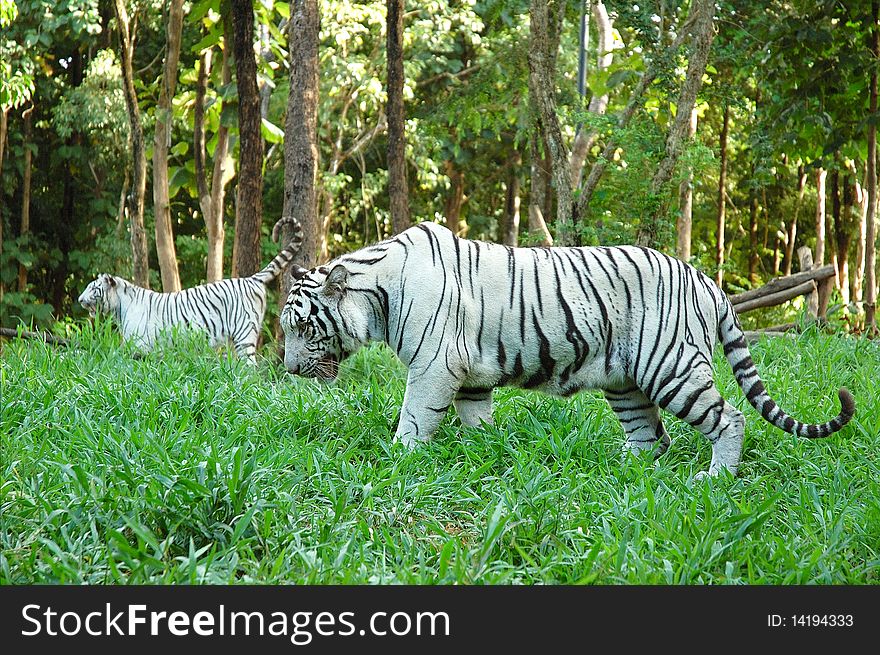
[394,368,460,449]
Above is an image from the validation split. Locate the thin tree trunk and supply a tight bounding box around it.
[716,104,729,287]
[230,0,264,277]
[869,2,879,331]
[828,167,840,290]
[152,0,185,292]
[853,166,868,305]
[501,150,522,246]
[114,0,150,287]
[838,173,853,307]
[444,161,465,235]
[748,192,760,285]
[761,187,770,250]
[529,0,573,245]
[195,43,234,282]
[815,167,827,266]
[783,164,807,275]
[17,107,33,293]
[676,107,698,261]
[195,48,216,277]
[638,0,714,248]
[282,0,320,276]
[116,169,130,236]
[528,133,554,245]
[772,220,784,275]
[570,0,613,187]
[386,0,411,235]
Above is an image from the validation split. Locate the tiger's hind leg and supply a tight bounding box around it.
[648,365,745,478]
[604,387,670,459]
[454,388,494,428]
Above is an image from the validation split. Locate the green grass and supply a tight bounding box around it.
[1,321,878,584]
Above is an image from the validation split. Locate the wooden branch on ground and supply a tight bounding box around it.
[743,330,799,343]
[728,264,836,306]
[0,327,69,346]
[757,322,800,333]
[733,280,817,314]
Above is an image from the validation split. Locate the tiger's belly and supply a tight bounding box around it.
[464,345,627,397]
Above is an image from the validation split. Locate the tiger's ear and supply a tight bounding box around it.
[323,264,349,298]
[103,274,117,288]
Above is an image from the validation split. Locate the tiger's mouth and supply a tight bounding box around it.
[81,302,97,317]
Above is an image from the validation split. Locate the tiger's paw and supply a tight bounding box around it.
[393,434,426,451]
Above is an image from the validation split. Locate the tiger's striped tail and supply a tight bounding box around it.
[717,296,854,438]
[252,217,304,285]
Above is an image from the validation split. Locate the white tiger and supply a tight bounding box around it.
[280,222,854,478]
[79,217,302,363]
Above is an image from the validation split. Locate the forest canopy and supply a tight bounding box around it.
[1,0,878,334]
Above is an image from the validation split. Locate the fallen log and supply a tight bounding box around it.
[733,280,817,314]
[728,264,835,306]
[0,327,69,346]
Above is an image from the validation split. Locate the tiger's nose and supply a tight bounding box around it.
[286,362,299,375]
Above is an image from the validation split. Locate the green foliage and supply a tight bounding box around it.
[0,0,876,331]
[572,110,715,249]
[52,49,130,167]
[2,329,877,583]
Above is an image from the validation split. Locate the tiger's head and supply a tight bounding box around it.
[280,263,368,381]
[78,274,121,317]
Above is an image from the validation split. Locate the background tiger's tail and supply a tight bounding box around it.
[716,295,854,438]
[252,217,304,285]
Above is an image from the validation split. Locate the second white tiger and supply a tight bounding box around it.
[79,218,302,363]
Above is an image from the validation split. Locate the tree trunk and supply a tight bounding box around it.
[444,161,465,235]
[282,0,320,277]
[386,0,411,235]
[195,43,234,282]
[815,167,827,266]
[772,219,784,275]
[837,173,854,307]
[56,48,83,314]
[529,0,573,245]
[748,192,760,285]
[638,0,715,248]
[867,0,879,331]
[501,149,522,246]
[570,0,613,188]
[528,133,554,245]
[827,167,840,292]
[230,0,264,277]
[853,167,868,305]
[675,107,698,261]
[783,164,807,275]
[195,48,218,278]
[17,107,33,293]
[152,0,185,292]
[114,0,150,287]
[715,104,729,287]
[798,246,820,318]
